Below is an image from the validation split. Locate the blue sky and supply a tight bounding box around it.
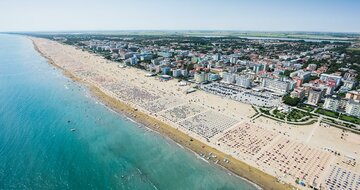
[0,0,359,32]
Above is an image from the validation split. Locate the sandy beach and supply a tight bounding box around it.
[31,37,360,190]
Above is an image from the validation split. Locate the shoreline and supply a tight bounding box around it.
[31,37,295,190]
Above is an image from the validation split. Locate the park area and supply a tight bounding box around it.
[315,108,339,118]
[339,114,360,125]
[287,109,311,122]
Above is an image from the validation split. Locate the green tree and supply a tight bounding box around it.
[283,95,300,106]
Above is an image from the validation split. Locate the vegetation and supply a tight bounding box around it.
[308,75,320,82]
[259,108,270,115]
[339,114,360,125]
[322,118,360,133]
[272,109,287,120]
[259,107,314,123]
[315,108,339,118]
[301,59,323,69]
[283,95,300,106]
[282,70,292,77]
[297,104,315,112]
[287,109,310,122]
[346,48,360,53]
[330,46,360,81]
[338,92,346,98]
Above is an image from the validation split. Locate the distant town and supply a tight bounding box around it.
[29,32,360,132]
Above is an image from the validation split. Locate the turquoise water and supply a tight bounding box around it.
[0,34,257,190]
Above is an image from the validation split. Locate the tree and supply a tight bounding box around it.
[186,63,194,71]
[283,95,300,106]
[283,70,292,77]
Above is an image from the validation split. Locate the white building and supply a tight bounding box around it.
[261,78,290,94]
[307,89,322,106]
[290,88,305,99]
[345,100,360,117]
[123,52,136,59]
[288,80,297,91]
[172,69,182,78]
[129,57,138,65]
[345,90,360,101]
[222,73,236,84]
[320,74,342,87]
[230,56,238,64]
[180,70,188,77]
[342,80,356,90]
[194,72,208,84]
[290,70,311,81]
[307,64,317,71]
[212,53,221,61]
[235,75,252,88]
[323,96,340,111]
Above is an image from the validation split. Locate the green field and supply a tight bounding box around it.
[315,108,339,118]
[339,114,360,125]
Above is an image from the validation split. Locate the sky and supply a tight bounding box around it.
[0,0,359,33]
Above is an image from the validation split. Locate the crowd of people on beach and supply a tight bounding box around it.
[257,137,333,188]
[160,104,204,123]
[217,123,278,156]
[179,111,239,140]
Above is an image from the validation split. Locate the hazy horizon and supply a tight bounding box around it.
[3,29,360,34]
[1,0,360,33]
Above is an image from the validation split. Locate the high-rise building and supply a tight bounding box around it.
[345,90,360,101]
[129,57,138,65]
[290,70,311,81]
[123,52,136,59]
[323,96,340,111]
[343,71,358,80]
[172,69,182,78]
[235,75,252,88]
[307,89,322,106]
[253,64,265,74]
[212,53,221,61]
[341,80,356,91]
[180,69,188,77]
[158,51,173,58]
[323,85,335,95]
[320,74,342,87]
[288,80,297,91]
[261,78,290,94]
[194,72,208,84]
[294,77,304,87]
[290,88,305,99]
[229,56,238,64]
[345,100,360,117]
[222,72,236,84]
[162,67,171,75]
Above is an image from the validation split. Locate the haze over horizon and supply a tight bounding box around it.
[1,0,360,33]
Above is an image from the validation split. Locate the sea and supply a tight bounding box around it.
[0,34,258,190]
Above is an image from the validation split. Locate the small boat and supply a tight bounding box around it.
[70,128,76,132]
